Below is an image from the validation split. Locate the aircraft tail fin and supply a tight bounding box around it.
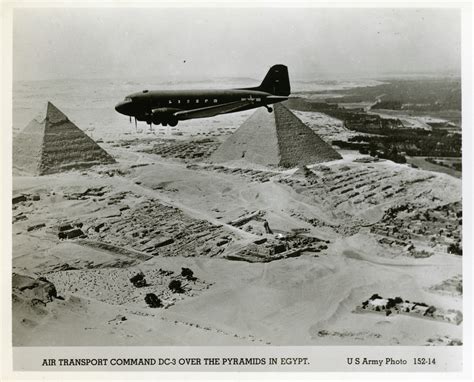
[244,65,291,96]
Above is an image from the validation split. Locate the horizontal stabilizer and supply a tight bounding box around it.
[266,96,289,102]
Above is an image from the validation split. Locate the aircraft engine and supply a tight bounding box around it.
[150,107,179,126]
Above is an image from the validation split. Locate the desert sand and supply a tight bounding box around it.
[12,85,462,347]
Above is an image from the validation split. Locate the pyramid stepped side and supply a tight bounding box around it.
[209,108,281,166]
[40,124,116,174]
[273,104,342,168]
[13,119,46,175]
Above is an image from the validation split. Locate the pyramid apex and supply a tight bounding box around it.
[46,101,69,124]
[29,101,68,124]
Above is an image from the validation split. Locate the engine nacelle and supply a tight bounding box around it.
[150,108,179,126]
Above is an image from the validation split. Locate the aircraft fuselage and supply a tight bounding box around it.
[115,64,291,127]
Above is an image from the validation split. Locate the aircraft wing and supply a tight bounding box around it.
[173,100,254,120]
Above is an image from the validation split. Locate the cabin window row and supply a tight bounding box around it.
[168,99,219,105]
[164,97,262,105]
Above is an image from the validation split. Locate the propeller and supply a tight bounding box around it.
[148,97,153,129]
[134,117,137,130]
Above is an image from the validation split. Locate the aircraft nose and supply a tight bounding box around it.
[115,100,131,115]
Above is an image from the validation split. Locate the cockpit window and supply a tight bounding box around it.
[124,96,132,102]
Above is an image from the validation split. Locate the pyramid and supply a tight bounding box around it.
[292,165,318,179]
[210,103,342,168]
[13,102,115,175]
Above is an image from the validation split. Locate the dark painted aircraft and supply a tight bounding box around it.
[115,65,290,127]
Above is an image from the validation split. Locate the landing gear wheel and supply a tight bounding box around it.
[265,105,273,113]
[168,119,178,127]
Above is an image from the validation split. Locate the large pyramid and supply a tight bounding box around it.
[13,102,115,175]
[210,103,342,168]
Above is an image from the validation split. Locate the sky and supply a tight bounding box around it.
[12,7,461,81]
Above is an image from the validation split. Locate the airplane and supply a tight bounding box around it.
[115,64,290,127]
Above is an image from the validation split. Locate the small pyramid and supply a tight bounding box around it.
[210,103,341,168]
[13,102,115,175]
[292,165,317,178]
